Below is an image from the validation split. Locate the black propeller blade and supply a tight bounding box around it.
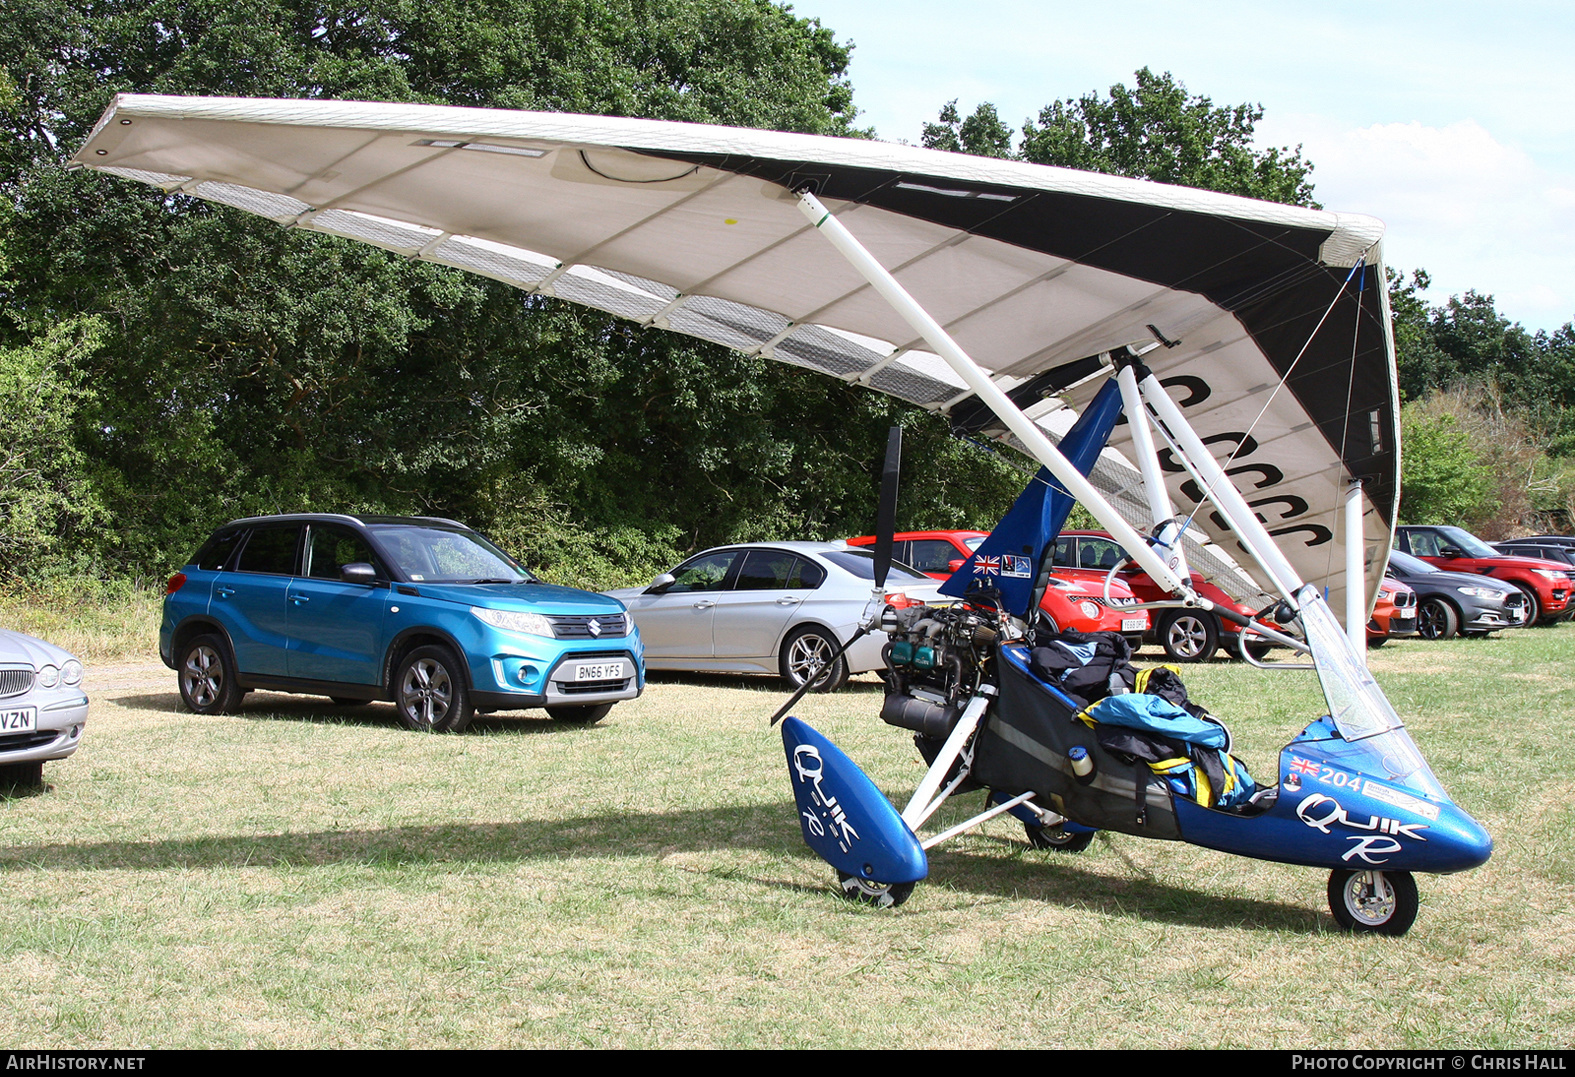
[871,426,902,590]
[770,426,902,726]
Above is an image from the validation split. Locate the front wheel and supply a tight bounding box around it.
[1160,611,1218,663]
[1327,869,1418,936]
[1512,583,1546,625]
[779,625,849,693]
[394,645,474,733]
[836,871,914,909]
[1416,597,1459,641]
[546,703,614,724]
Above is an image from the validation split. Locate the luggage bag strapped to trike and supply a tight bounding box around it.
[969,644,1256,840]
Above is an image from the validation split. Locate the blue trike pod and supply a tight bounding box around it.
[781,716,928,885]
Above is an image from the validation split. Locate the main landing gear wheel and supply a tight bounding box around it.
[1025,822,1094,853]
[1327,869,1418,936]
[836,871,914,909]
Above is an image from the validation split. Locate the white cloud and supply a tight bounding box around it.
[1271,117,1575,331]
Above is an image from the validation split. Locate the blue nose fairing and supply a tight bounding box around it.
[781,717,928,886]
[1173,718,1492,873]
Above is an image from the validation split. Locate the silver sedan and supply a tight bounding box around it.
[605,542,940,692]
[0,629,88,787]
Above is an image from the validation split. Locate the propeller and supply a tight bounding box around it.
[770,426,902,726]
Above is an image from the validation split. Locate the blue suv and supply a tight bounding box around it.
[160,514,644,731]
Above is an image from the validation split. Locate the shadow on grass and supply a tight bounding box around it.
[0,798,1317,932]
[112,693,613,735]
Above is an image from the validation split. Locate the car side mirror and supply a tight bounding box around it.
[647,572,676,594]
[1439,546,1464,559]
[340,563,377,585]
[946,559,965,573]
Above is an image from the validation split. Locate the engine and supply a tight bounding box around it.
[879,595,1015,740]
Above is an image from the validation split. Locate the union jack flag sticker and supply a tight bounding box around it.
[1290,757,1320,776]
[973,556,1001,576]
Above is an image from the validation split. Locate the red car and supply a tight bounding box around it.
[1367,576,1418,646]
[842,531,1150,644]
[1051,530,1275,663]
[1394,526,1572,625]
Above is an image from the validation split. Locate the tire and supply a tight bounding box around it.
[0,761,45,790]
[835,871,914,909]
[1327,869,1418,936]
[1025,822,1094,852]
[1512,583,1545,625]
[779,625,849,693]
[1244,642,1272,662]
[1416,597,1459,641]
[546,703,613,724]
[178,634,245,715]
[1160,611,1218,663]
[1367,636,1387,648]
[393,645,474,733]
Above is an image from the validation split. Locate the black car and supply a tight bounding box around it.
[1492,539,1575,567]
[1386,550,1527,640]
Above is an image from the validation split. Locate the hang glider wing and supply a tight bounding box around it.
[72,95,1399,611]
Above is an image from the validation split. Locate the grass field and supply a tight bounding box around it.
[0,604,1570,1048]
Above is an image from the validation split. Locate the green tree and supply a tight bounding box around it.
[1,1,1022,583]
[921,99,1013,158]
[0,315,105,572]
[1397,404,1494,526]
[927,68,1317,206]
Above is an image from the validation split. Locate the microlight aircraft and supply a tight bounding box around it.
[72,95,1491,933]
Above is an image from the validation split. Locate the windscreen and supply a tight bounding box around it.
[369,524,534,584]
[1297,584,1446,800]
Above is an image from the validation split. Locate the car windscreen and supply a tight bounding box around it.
[821,549,932,584]
[1437,526,1499,558]
[367,525,535,583]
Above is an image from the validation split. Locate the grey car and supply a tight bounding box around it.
[0,629,88,786]
[1386,550,1527,639]
[605,542,941,692]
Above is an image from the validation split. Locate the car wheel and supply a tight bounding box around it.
[1511,583,1545,625]
[0,762,45,790]
[835,871,914,909]
[1025,821,1094,852]
[1160,611,1218,663]
[779,625,849,693]
[1366,636,1386,648]
[1416,597,1459,641]
[394,645,474,733]
[178,634,245,714]
[1327,869,1418,936]
[1243,641,1272,661]
[546,703,614,724]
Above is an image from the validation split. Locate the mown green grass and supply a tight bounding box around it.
[0,616,1568,1048]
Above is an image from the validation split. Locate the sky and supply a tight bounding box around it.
[795,0,1574,333]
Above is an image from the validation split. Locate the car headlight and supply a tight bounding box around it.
[472,607,555,637]
[1534,569,1568,581]
[1079,600,1100,620]
[62,659,83,686]
[36,664,60,688]
[1456,586,1503,598]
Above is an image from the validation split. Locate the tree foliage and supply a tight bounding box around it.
[1389,270,1575,533]
[924,68,1318,206]
[0,1,1023,585]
